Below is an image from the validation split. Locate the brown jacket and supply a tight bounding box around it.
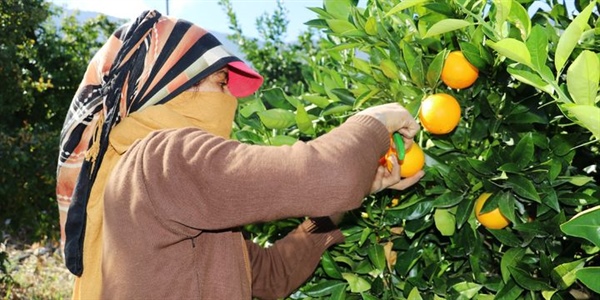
[101,114,389,299]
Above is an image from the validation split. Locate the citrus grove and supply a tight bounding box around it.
[225,0,600,298]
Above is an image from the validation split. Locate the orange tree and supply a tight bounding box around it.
[226,0,599,298]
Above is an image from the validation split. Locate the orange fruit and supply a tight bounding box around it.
[441,51,479,89]
[419,93,461,135]
[400,143,425,178]
[474,193,510,229]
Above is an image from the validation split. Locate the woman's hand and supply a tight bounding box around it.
[370,154,424,193]
[356,103,420,146]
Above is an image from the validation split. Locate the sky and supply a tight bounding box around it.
[48,0,326,40]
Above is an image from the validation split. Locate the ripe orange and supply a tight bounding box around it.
[474,193,510,229]
[441,51,479,89]
[419,93,461,135]
[400,143,425,178]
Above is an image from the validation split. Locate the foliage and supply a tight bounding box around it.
[225,0,600,298]
[0,2,121,242]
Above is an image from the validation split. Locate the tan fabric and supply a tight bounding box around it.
[100,114,389,299]
[71,91,237,299]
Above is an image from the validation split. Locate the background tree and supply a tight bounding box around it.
[0,1,120,242]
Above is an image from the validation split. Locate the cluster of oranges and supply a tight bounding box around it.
[428,51,509,229]
[380,50,478,179]
[420,51,478,135]
[380,50,508,229]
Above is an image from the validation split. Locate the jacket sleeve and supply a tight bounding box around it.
[246,217,344,300]
[136,114,389,232]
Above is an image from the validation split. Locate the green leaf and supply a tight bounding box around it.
[408,286,424,300]
[432,191,464,208]
[326,19,357,34]
[488,229,521,247]
[561,104,600,139]
[365,17,377,35]
[555,1,595,72]
[402,42,424,87]
[295,104,315,135]
[307,7,335,19]
[303,94,330,109]
[542,188,560,212]
[493,0,512,30]
[324,0,353,19]
[330,89,356,105]
[498,191,516,224]
[330,283,348,300]
[561,175,594,186]
[386,0,429,16]
[567,50,599,106]
[511,133,533,169]
[367,244,386,271]
[395,247,423,276]
[487,38,532,67]
[304,280,347,297]
[262,88,294,109]
[576,267,600,293]
[385,200,434,222]
[257,109,296,129]
[496,279,524,300]
[424,19,472,38]
[526,25,548,73]
[509,266,553,291]
[361,292,378,300]
[322,104,353,116]
[380,59,399,80]
[460,42,487,70]
[269,135,297,146]
[239,97,266,118]
[551,259,586,289]
[508,0,531,39]
[341,273,371,293]
[352,57,372,75]
[466,158,494,175]
[426,51,445,87]
[507,65,554,94]
[359,227,372,246]
[354,88,380,109]
[501,248,526,283]
[505,175,541,202]
[321,251,343,279]
[451,281,482,299]
[561,205,600,248]
[434,208,456,236]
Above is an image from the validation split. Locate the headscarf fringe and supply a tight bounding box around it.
[85,113,105,171]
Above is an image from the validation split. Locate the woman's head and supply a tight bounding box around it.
[59,9,263,174]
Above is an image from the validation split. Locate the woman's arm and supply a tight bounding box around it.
[137,114,389,230]
[245,217,344,299]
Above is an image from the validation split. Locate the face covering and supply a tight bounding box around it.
[164,91,238,138]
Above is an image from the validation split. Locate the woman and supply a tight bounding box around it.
[56,10,423,299]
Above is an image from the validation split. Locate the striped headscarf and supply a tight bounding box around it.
[56,10,262,275]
